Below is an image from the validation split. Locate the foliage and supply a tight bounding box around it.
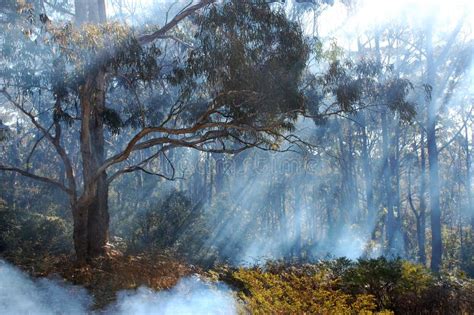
[0,0,472,303]
[0,202,72,256]
[311,58,416,121]
[231,265,377,314]
[117,190,212,262]
[214,258,474,314]
[341,257,403,309]
[173,0,309,137]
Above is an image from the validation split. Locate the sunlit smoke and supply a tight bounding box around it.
[0,260,237,315]
[0,260,91,314]
[317,0,474,37]
[108,276,237,315]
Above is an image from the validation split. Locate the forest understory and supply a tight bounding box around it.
[1,0,474,314]
[2,251,473,314]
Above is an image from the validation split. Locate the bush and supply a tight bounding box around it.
[227,263,377,314]
[118,191,212,262]
[342,257,402,310]
[341,258,474,314]
[0,204,72,256]
[215,258,474,314]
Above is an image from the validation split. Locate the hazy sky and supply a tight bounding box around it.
[318,0,473,37]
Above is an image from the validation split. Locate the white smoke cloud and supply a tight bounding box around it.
[0,260,237,315]
[0,260,91,315]
[108,276,237,315]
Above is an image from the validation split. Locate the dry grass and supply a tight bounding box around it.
[3,252,200,309]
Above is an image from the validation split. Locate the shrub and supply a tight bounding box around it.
[219,258,474,314]
[230,264,377,314]
[118,191,212,262]
[0,205,72,256]
[342,257,402,310]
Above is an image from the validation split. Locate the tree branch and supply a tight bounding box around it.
[0,164,72,195]
[137,0,215,45]
[1,89,77,200]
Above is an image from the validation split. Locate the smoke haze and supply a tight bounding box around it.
[0,260,237,315]
[0,260,91,314]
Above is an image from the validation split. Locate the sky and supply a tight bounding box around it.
[316,0,474,40]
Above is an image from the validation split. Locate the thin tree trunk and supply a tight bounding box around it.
[74,0,88,25]
[466,125,473,232]
[212,153,224,196]
[426,27,442,272]
[381,111,396,253]
[361,116,375,232]
[419,132,427,265]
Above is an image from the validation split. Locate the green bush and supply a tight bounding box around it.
[0,204,72,256]
[342,257,402,310]
[118,191,212,262]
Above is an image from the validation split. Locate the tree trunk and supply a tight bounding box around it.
[466,125,473,232]
[381,111,396,253]
[74,0,88,25]
[426,27,442,273]
[408,135,427,266]
[392,122,402,248]
[212,153,225,196]
[471,128,474,231]
[75,70,109,263]
[72,202,89,264]
[361,116,375,232]
[73,0,109,264]
[87,173,109,257]
[294,184,303,261]
[427,122,442,272]
[419,132,427,265]
[75,0,106,24]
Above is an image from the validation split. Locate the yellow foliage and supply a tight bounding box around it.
[46,22,133,71]
[233,268,378,314]
[399,261,433,296]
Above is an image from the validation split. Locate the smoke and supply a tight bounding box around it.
[315,0,474,38]
[0,260,237,315]
[0,260,91,314]
[184,117,385,265]
[108,276,236,315]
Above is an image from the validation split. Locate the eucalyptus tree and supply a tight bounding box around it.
[0,0,315,263]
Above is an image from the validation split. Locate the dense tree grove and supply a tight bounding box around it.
[0,0,472,282]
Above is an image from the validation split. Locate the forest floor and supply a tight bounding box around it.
[3,253,201,310]
[3,253,474,314]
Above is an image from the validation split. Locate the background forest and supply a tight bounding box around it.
[0,0,473,313]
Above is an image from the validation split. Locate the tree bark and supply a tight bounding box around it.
[71,0,109,264]
[75,69,109,263]
[408,134,427,266]
[74,0,88,25]
[381,111,396,253]
[360,115,375,232]
[419,132,427,265]
[426,27,442,273]
[466,126,473,232]
[87,173,109,257]
[72,202,89,263]
[427,121,442,272]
